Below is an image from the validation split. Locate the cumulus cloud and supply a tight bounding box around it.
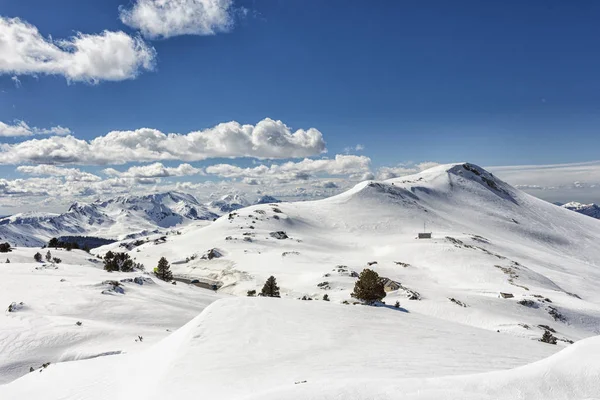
[16,165,101,182]
[0,17,156,83]
[103,162,203,179]
[0,118,326,165]
[0,177,53,197]
[206,154,371,182]
[0,120,71,137]
[119,0,241,39]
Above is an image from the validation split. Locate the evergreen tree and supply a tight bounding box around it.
[34,252,42,262]
[0,242,11,253]
[48,238,59,249]
[5,258,9,263]
[155,257,173,282]
[103,251,133,272]
[103,251,118,272]
[323,294,330,301]
[261,276,280,297]
[351,269,386,304]
[45,251,52,262]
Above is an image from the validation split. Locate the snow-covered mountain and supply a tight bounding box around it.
[2,163,600,399]
[561,201,600,219]
[206,193,250,213]
[102,163,600,344]
[256,195,281,204]
[0,192,218,246]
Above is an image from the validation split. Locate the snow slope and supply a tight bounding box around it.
[0,191,218,247]
[0,247,223,384]
[101,163,600,345]
[562,201,600,219]
[2,298,597,400]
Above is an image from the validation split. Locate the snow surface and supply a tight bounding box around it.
[0,247,222,384]
[2,163,600,398]
[1,298,598,400]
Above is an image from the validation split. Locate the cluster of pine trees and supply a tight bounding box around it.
[103,251,139,272]
[48,238,89,252]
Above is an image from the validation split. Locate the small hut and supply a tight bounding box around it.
[418,222,432,239]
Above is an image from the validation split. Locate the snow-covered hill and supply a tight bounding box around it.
[100,163,600,345]
[0,247,223,384]
[0,192,218,247]
[562,201,600,219]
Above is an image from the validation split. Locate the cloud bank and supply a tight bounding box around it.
[206,155,371,182]
[0,118,326,165]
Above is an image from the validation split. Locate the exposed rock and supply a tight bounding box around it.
[7,301,25,312]
[201,248,223,260]
[449,298,467,307]
[269,231,288,240]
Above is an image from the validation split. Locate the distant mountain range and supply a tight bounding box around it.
[561,202,600,220]
[0,192,280,247]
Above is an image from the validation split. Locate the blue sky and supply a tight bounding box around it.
[1,0,600,212]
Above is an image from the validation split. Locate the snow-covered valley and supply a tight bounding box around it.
[1,163,599,399]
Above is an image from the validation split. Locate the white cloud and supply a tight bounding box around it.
[376,166,418,180]
[344,144,365,153]
[11,76,21,88]
[375,161,440,180]
[206,154,371,182]
[119,0,239,39]
[16,165,101,182]
[103,162,203,179]
[487,161,600,189]
[0,17,156,83]
[0,118,326,165]
[0,120,71,137]
[417,161,440,171]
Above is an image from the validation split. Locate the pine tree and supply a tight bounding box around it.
[261,276,280,297]
[48,238,59,249]
[351,269,386,304]
[155,257,173,282]
[5,258,9,263]
[34,252,42,262]
[323,294,330,301]
[103,251,133,272]
[45,251,52,262]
